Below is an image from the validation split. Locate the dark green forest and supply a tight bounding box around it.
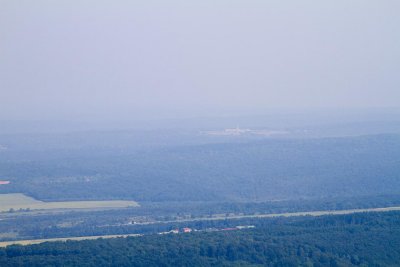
[1,134,400,202]
[2,212,400,266]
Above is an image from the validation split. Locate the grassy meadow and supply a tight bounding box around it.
[0,193,139,212]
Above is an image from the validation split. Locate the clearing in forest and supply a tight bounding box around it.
[0,193,139,212]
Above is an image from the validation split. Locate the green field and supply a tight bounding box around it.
[0,193,139,212]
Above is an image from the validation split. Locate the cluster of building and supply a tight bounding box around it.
[158,227,193,235]
[202,127,288,137]
[158,225,255,235]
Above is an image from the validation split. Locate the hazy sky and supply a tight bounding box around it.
[1,0,399,120]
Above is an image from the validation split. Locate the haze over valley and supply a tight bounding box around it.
[1,1,400,266]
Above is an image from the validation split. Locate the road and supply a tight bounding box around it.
[129,205,400,225]
[1,205,400,247]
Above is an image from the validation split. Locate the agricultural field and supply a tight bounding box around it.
[0,193,139,212]
[0,234,141,247]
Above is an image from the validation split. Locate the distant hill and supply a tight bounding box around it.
[1,134,400,202]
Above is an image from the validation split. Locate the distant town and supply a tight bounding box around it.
[201,127,288,136]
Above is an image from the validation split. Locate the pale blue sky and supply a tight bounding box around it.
[1,1,399,120]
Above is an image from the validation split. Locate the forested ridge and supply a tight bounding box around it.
[1,134,400,202]
[2,212,400,266]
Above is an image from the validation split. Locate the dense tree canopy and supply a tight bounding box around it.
[1,212,400,266]
[1,134,400,202]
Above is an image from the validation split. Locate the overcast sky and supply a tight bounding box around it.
[1,0,399,120]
